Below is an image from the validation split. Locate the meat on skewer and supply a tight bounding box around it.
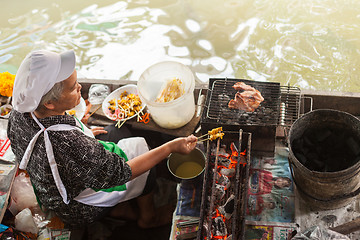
[228,82,264,112]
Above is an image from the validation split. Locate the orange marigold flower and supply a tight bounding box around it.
[0,72,15,97]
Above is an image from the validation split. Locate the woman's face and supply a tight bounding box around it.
[53,70,82,112]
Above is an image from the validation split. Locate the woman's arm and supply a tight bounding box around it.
[127,135,198,179]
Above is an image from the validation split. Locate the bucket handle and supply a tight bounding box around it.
[288,157,360,203]
[299,95,313,119]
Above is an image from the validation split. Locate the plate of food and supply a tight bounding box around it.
[102,84,145,121]
[66,97,86,120]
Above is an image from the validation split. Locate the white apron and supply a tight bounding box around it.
[19,113,149,207]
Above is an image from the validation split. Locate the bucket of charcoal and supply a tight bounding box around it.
[288,109,360,210]
[167,148,206,187]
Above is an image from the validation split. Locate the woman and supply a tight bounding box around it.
[7,49,197,228]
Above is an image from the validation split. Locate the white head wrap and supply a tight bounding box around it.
[12,50,76,113]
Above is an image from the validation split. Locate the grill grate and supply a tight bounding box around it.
[202,78,301,127]
[279,86,301,126]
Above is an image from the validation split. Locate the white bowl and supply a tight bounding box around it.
[102,84,146,121]
[0,104,12,118]
[67,97,86,120]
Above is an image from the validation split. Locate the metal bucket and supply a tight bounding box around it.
[288,109,360,210]
[167,148,206,186]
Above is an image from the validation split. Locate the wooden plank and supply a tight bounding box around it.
[87,104,201,137]
[302,89,360,116]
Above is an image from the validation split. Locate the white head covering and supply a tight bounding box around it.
[12,50,76,113]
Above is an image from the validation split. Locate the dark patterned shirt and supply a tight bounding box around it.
[7,110,132,227]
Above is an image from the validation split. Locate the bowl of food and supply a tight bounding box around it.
[66,97,86,120]
[102,84,145,121]
[0,104,12,118]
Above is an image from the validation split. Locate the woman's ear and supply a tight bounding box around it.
[43,101,56,110]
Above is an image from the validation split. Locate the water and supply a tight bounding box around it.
[1,0,360,92]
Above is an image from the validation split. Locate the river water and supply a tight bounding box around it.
[1,0,360,92]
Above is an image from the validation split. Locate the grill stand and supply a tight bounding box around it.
[197,130,251,240]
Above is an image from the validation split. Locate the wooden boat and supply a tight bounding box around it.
[78,78,360,239]
[2,78,360,239]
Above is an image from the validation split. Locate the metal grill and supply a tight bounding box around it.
[202,78,301,127]
[279,86,302,126]
[197,130,251,240]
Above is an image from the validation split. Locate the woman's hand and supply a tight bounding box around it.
[168,134,198,154]
[127,134,198,179]
[91,126,108,136]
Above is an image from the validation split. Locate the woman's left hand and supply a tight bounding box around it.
[91,126,108,136]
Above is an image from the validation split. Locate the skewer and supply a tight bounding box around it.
[135,110,143,121]
[115,119,127,128]
[136,109,149,122]
[198,138,210,143]
[137,111,140,122]
[197,132,225,142]
[118,105,126,113]
[198,133,210,139]
[197,127,223,140]
[87,105,102,118]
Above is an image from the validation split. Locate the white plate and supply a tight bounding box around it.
[102,84,145,121]
[67,97,86,120]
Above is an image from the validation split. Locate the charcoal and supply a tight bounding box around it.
[230,142,239,154]
[315,145,323,155]
[294,152,307,165]
[346,137,360,156]
[230,155,238,163]
[219,145,229,155]
[292,138,304,153]
[326,153,346,172]
[321,132,338,149]
[305,151,324,170]
[218,194,235,219]
[212,216,227,237]
[218,157,231,168]
[304,135,316,148]
[312,158,325,171]
[315,128,332,142]
[202,222,209,237]
[212,184,226,203]
[220,168,235,177]
[304,151,320,165]
[302,146,310,155]
[210,145,226,156]
[216,174,231,189]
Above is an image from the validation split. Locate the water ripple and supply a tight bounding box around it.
[0,0,359,92]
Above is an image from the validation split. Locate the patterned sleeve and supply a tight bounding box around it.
[51,130,132,197]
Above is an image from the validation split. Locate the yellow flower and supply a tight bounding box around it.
[0,72,15,97]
